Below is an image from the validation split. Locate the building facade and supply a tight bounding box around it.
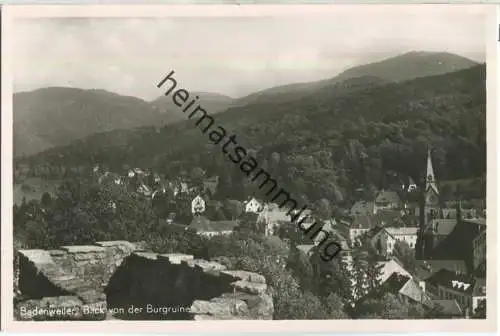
[244,197,264,214]
[425,269,486,313]
[191,195,206,215]
[373,190,401,214]
[372,227,419,256]
[472,228,486,271]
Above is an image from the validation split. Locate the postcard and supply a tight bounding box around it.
[1,3,497,333]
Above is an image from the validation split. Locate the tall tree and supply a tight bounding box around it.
[223,199,243,220]
[286,247,314,292]
[314,198,332,220]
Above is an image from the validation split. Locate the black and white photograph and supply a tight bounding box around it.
[1,4,496,332]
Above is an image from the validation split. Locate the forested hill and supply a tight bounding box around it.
[14,51,477,158]
[232,51,478,107]
[14,88,164,157]
[19,64,486,203]
[13,88,234,157]
[151,92,234,116]
[334,51,478,83]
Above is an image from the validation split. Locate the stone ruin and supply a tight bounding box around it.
[15,241,274,320]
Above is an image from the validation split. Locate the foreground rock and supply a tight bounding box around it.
[15,241,273,320]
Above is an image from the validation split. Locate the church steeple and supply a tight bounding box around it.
[426,148,439,195]
[423,147,441,223]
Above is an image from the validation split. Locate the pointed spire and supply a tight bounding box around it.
[425,148,439,195]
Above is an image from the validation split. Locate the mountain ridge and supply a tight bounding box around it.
[13,51,479,158]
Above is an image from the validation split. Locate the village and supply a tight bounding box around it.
[6,4,493,327]
[14,147,485,319]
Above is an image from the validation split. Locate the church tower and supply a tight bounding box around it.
[416,148,441,260]
[424,148,441,222]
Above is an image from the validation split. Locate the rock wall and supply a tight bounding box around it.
[15,241,273,321]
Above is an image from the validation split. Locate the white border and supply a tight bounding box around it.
[1,4,498,333]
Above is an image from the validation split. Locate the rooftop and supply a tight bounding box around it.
[400,278,433,306]
[203,176,219,195]
[382,273,432,306]
[350,201,374,216]
[433,299,463,316]
[413,260,467,281]
[377,258,412,284]
[463,218,486,226]
[384,272,411,291]
[189,216,239,232]
[365,226,384,240]
[426,219,457,236]
[426,268,484,295]
[375,190,401,205]
[350,215,376,229]
[372,209,402,226]
[385,227,419,236]
[296,244,316,256]
[244,197,263,205]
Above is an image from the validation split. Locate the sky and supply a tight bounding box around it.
[12,6,487,101]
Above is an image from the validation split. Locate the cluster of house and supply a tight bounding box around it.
[292,150,487,318]
[89,151,487,319]
[90,165,292,237]
[177,195,292,237]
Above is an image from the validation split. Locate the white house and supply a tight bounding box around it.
[402,177,418,192]
[190,216,239,237]
[385,227,419,249]
[244,197,263,214]
[373,190,401,214]
[257,204,292,236]
[191,195,206,215]
[371,226,419,256]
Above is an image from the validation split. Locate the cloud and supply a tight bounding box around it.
[12,7,486,100]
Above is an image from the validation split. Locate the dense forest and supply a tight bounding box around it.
[13,88,235,157]
[17,64,487,205]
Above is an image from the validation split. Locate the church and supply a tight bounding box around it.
[416,149,486,274]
